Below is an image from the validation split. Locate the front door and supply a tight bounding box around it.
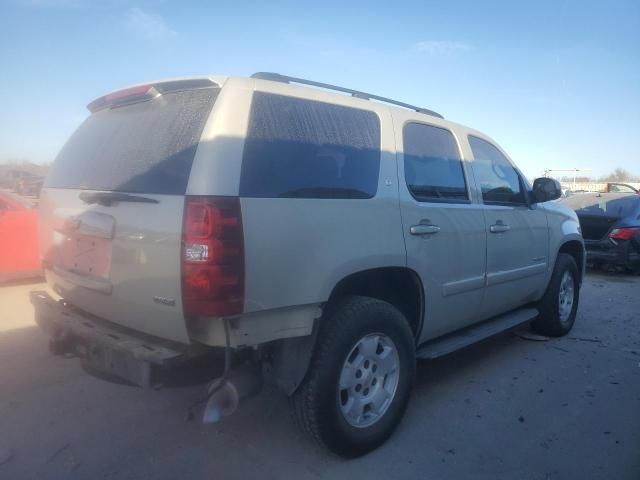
[395,117,487,342]
[467,135,549,318]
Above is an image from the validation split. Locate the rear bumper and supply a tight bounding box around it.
[585,239,640,269]
[30,291,212,387]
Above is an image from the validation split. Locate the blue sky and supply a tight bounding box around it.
[1,0,639,179]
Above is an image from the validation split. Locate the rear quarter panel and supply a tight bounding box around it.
[241,194,405,313]
[240,85,405,313]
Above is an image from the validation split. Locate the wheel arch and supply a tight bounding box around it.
[326,266,425,341]
[271,266,424,396]
[557,239,585,285]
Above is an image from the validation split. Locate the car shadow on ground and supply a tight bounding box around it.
[585,265,638,283]
[0,276,45,288]
[2,272,639,479]
[414,330,521,388]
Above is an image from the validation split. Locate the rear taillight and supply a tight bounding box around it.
[181,196,244,317]
[609,227,640,241]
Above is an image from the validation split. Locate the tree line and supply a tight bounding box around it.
[560,168,640,183]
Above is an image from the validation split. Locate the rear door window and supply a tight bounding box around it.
[403,122,468,202]
[468,135,526,205]
[240,92,381,199]
[46,88,219,195]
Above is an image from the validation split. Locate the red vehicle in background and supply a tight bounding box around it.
[0,192,41,282]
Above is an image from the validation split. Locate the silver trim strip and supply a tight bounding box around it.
[442,275,486,297]
[486,263,547,287]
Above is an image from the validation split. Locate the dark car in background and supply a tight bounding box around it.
[561,192,640,273]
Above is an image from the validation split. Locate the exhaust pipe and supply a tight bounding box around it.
[202,363,263,423]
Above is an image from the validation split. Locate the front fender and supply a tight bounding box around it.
[541,201,585,284]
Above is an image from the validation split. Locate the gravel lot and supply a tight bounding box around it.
[0,271,638,480]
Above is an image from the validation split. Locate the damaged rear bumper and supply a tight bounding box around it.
[30,290,211,387]
[585,239,640,270]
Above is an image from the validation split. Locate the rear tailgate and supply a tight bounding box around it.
[40,82,220,343]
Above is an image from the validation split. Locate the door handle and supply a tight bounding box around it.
[410,224,441,235]
[489,223,510,233]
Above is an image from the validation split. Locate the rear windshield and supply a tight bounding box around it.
[46,88,219,195]
[562,193,639,218]
[240,92,381,199]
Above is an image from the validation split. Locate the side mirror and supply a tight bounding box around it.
[532,177,562,203]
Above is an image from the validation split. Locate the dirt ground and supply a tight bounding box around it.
[0,270,638,480]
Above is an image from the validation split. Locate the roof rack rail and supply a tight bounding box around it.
[251,72,444,119]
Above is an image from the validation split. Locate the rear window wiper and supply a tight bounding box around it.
[79,191,159,207]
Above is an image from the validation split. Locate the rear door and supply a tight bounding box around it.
[467,136,549,318]
[394,114,487,341]
[40,84,219,342]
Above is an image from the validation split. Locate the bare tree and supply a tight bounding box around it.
[599,168,638,182]
[560,175,592,182]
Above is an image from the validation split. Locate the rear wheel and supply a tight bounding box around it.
[532,253,580,337]
[291,296,415,457]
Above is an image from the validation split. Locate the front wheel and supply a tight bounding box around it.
[290,296,415,457]
[532,253,580,337]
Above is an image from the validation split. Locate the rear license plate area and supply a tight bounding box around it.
[57,234,113,279]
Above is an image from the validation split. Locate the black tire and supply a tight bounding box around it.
[626,264,640,276]
[532,253,580,337]
[290,296,415,458]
